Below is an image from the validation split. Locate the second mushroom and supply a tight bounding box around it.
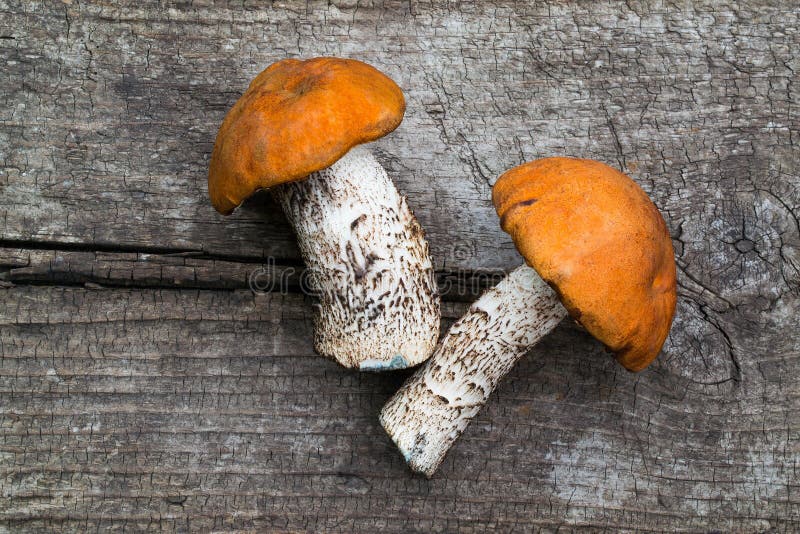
[380,157,677,476]
[208,57,440,370]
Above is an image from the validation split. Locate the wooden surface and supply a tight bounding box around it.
[1,0,799,531]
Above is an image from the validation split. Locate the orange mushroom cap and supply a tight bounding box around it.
[493,157,677,372]
[208,57,406,214]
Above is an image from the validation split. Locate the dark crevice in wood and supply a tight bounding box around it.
[0,239,307,267]
[0,268,503,302]
[0,238,203,256]
[0,278,248,293]
[0,246,507,301]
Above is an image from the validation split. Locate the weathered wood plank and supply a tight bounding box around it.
[2,1,798,273]
[1,284,798,532]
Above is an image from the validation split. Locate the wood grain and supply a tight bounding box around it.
[1,0,799,531]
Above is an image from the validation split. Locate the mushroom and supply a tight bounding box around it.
[208,57,439,370]
[380,157,677,476]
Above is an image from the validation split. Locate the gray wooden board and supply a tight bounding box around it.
[1,0,799,531]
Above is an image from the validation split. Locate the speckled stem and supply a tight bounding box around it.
[271,146,440,370]
[380,264,567,476]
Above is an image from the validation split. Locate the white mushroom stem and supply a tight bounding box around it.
[271,146,440,370]
[380,264,567,476]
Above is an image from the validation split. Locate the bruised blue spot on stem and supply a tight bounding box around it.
[359,354,409,371]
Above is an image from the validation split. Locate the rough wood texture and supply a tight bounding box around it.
[1,0,799,531]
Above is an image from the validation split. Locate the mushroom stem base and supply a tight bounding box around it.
[380,264,567,476]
